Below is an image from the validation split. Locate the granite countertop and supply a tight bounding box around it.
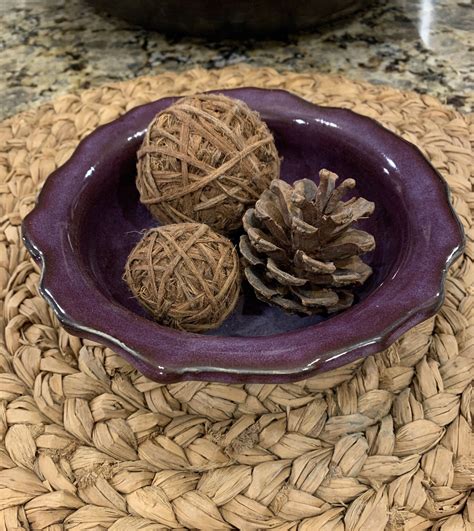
[1,0,472,120]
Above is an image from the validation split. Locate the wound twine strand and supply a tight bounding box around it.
[124,223,240,332]
[136,93,280,234]
[0,66,472,529]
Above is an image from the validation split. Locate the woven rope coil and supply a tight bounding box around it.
[124,224,240,332]
[136,93,280,233]
[0,66,472,529]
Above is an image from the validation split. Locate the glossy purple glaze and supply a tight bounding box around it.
[22,88,464,383]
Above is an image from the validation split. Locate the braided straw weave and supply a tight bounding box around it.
[0,66,472,530]
[124,224,240,332]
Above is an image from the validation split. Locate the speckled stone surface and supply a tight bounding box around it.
[1,0,472,120]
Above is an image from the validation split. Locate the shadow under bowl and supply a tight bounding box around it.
[22,88,464,383]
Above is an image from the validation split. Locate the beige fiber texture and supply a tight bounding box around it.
[136,93,280,234]
[124,223,240,332]
[0,66,472,529]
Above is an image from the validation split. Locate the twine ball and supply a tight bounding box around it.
[124,223,241,333]
[136,93,280,234]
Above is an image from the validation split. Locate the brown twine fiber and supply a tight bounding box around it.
[124,223,240,333]
[0,66,472,529]
[136,93,280,234]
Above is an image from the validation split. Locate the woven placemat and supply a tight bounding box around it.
[0,65,472,530]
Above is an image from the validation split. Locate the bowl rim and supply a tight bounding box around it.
[22,87,465,383]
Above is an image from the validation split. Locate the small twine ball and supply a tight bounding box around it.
[124,223,241,333]
[136,93,280,234]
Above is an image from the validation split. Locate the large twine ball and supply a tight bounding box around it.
[124,223,241,333]
[136,93,280,234]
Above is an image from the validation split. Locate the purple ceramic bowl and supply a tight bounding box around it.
[22,88,464,383]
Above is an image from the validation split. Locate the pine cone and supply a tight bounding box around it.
[239,169,376,315]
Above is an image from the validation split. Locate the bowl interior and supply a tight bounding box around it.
[74,102,405,337]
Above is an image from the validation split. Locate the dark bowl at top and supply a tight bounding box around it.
[22,88,464,383]
[89,0,372,38]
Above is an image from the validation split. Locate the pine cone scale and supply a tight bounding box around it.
[247,227,286,261]
[240,169,376,315]
[313,229,375,261]
[270,180,301,225]
[255,194,290,245]
[244,267,285,299]
[267,258,307,286]
[240,235,264,266]
[292,287,339,307]
[294,250,336,274]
